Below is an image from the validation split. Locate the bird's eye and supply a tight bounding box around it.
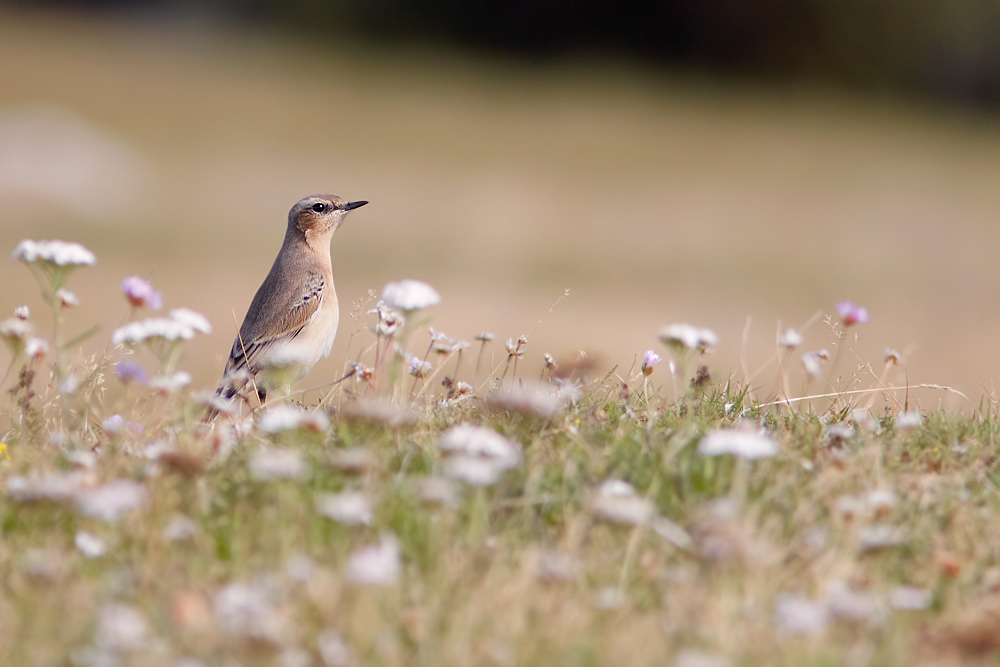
[311,203,327,213]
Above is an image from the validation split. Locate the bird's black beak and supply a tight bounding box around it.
[343,200,368,211]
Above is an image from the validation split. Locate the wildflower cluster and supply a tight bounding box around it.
[0,237,974,666]
[110,282,211,383]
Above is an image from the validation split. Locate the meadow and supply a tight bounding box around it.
[1,239,999,667]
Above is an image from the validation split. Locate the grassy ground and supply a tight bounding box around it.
[2,252,1000,667]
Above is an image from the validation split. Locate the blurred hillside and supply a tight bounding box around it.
[11,0,1000,105]
[1,8,1000,410]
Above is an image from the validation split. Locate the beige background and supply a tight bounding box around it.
[2,11,998,411]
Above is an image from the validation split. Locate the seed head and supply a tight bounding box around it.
[112,318,194,345]
[55,288,79,308]
[345,535,400,586]
[802,352,824,380]
[380,311,404,336]
[659,324,717,352]
[778,328,803,349]
[0,317,32,349]
[408,357,432,378]
[884,348,904,365]
[12,239,96,267]
[505,337,525,360]
[25,337,49,358]
[168,308,212,335]
[347,361,374,383]
[543,353,557,371]
[381,280,441,311]
[698,426,779,460]
[429,328,454,354]
[148,372,191,392]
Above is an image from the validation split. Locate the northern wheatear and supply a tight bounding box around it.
[213,194,367,410]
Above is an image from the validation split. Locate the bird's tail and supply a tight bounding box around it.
[200,380,241,424]
[201,370,266,424]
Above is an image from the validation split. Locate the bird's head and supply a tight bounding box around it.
[289,194,368,240]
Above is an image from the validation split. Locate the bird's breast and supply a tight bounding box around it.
[298,289,340,365]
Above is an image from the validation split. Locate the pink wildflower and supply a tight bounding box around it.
[836,301,869,326]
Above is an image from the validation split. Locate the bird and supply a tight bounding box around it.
[209,194,367,416]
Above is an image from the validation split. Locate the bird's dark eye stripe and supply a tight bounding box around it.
[312,203,327,212]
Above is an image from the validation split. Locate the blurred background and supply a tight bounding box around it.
[2,2,1000,408]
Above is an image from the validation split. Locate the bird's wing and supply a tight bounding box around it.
[222,270,326,382]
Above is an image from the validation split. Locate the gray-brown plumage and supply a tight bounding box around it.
[212,194,367,413]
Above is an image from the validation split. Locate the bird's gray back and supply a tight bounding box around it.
[226,239,332,374]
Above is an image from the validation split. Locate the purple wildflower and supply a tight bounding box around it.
[641,350,662,376]
[121,276,162,310]
[115,360,147,384]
